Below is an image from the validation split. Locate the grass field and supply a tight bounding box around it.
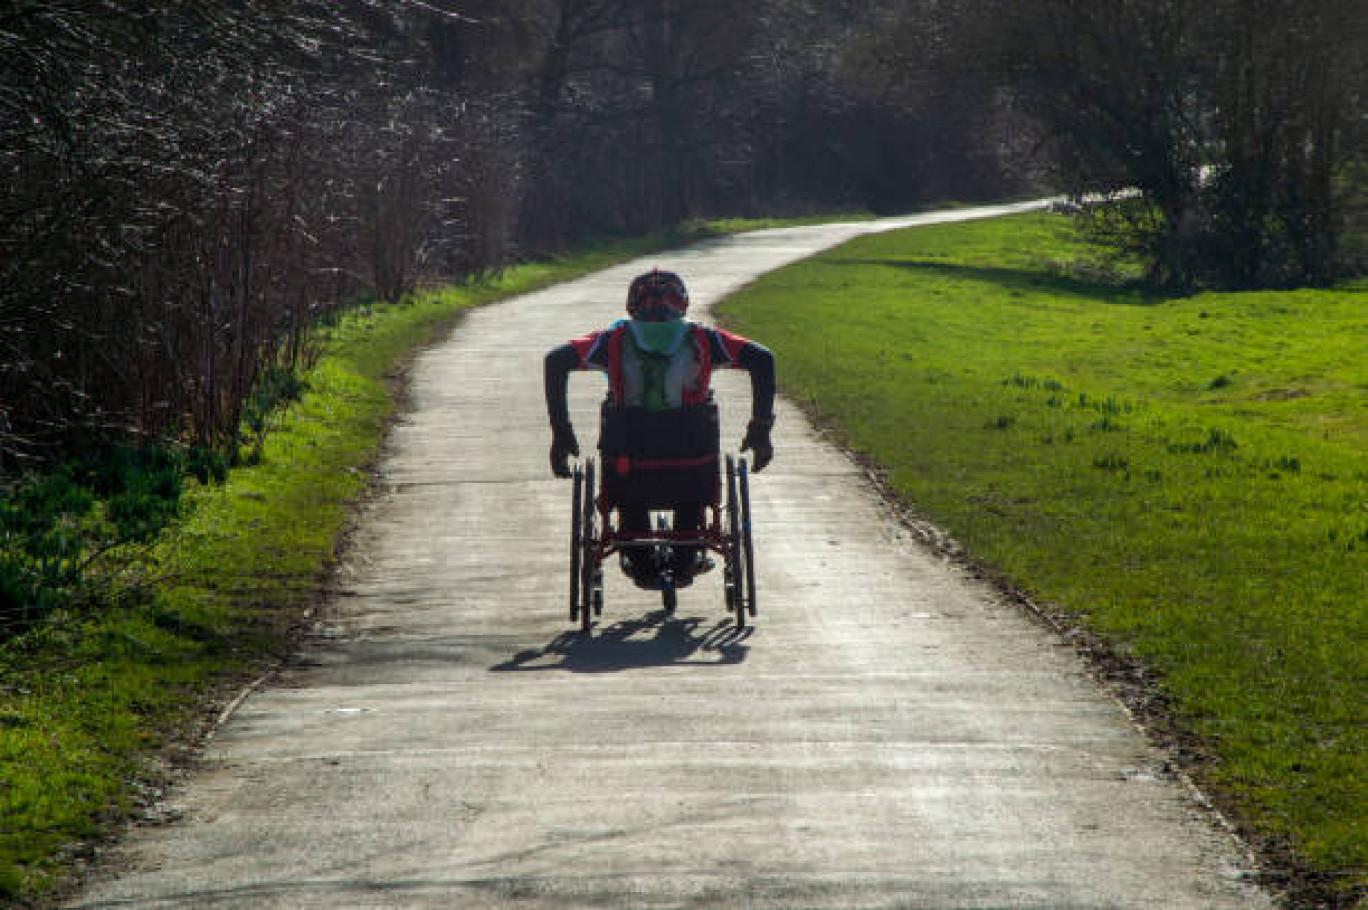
[717,213,1367,903]
[0,233,696,903]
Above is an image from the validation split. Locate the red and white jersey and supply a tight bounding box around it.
[566,318,754,409]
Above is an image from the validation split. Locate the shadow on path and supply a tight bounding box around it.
[491,610,751,673]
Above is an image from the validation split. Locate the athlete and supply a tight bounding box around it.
[543,268,775,586]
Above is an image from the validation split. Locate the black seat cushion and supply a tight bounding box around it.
[598,402,719,505]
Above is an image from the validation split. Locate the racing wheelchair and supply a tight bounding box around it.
[568,401,757,632]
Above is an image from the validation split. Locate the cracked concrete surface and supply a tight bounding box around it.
[71,204,1272,909]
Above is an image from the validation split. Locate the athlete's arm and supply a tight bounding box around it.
[707,328,775,421]
[543,342,586,478]
[736,341,775,422]
[544,343,580,429]
[708,328,776,470]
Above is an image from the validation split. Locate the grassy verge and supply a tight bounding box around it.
[682,210,876,236]
[0,232,685,904]
[718,212,1367,905]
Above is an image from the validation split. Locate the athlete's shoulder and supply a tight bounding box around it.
[698,324,752,364]
[569,320,630,367]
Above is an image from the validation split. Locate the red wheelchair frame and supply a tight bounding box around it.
[569,453,756,632]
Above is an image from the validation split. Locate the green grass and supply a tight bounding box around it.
[0,233,679,904]
[683,210,876,236]
[718,213,1368,901]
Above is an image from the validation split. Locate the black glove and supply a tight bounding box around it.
[549,422,580,478]
[741,416,774,472]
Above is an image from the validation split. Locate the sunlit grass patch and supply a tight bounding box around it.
[686,210,876,236]
[718,212,1368,900]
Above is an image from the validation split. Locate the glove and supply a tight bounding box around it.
[549,422,580,478]
[740,415,774,472]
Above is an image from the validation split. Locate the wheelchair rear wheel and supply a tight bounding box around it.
[739,458,757,617]
[574,458,600,632]
[725,456,750,630]
[569,464,583,622]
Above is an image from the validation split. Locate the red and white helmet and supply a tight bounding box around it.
[626,269,689,321]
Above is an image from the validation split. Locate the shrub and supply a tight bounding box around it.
[0,444,222,637]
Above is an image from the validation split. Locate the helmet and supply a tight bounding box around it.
[626,269,689,321]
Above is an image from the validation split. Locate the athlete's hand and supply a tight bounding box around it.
[741,416,774,472]
[550,422,580,478]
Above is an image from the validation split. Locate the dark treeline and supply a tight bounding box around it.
[0,0,1043,470]
[2,0,1364,470]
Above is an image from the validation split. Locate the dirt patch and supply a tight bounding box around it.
[1253,388,1310,401]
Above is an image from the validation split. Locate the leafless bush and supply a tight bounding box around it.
[0,1,519,468]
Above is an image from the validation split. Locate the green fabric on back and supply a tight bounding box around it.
[628,319,690,354]
[625,320,690,411]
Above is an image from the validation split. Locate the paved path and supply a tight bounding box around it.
[73,204,1271,908]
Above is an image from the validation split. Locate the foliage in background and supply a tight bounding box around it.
[509,0,1040,245]
[0,0,1049,474]
[6,0,1360,476]
[990,0,1367,289]
[0,1,521,467]
[719,212,1367,906]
